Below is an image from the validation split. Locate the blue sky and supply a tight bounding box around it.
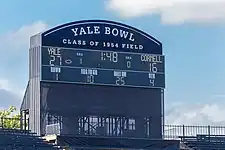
[1,0,225,125]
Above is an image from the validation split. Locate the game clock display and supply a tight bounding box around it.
[41,46,165,88]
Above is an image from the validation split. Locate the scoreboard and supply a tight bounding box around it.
[33,20,166,137]
[41,46,165,88]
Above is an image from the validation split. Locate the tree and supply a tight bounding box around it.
[0,106,20,129]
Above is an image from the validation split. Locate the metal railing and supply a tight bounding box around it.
[2,117,225,140]
[164,124,225,139]
[44,123,225,139]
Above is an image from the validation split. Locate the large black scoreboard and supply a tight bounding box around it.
[40,20,165,89]
[41,47,165,88]
[25,20,166,138]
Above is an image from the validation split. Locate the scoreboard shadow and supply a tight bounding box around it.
[40,82,163,138]
[41,82,162,117]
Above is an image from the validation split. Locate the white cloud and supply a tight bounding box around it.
[0,21,48,109]
[165,102,225,125]
[106,0,225,24]
[0,20,48,50]
[164,101,225,138]
[0,79,24,98]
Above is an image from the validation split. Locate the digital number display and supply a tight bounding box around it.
[41,47,165,88]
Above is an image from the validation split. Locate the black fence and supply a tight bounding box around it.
[45,123,225,139]
[2,117,225,139]
[164,124,225,139]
